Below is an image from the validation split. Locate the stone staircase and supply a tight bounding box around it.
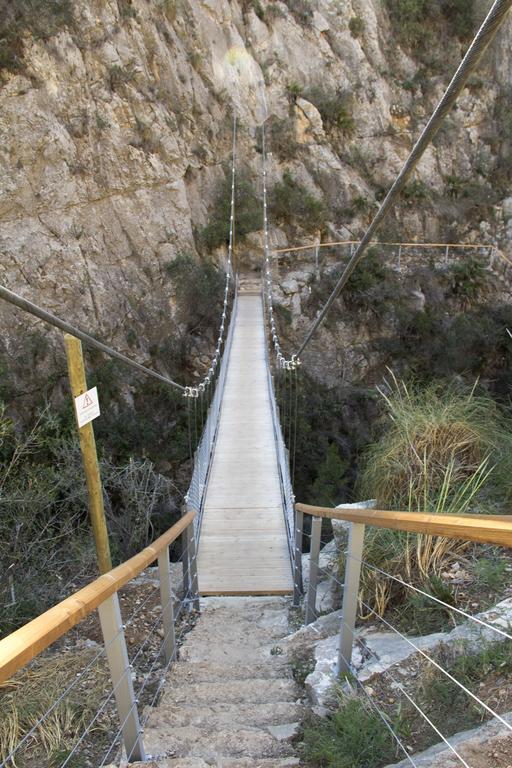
[137,598,303,768]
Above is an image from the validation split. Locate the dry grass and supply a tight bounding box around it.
[0,648,111,767]
[353,375,512,622]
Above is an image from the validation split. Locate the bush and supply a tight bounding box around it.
[447,255,487,300]
[310,443,348,507]
[282,0,313,24]
[303,697,397,768]
[199,172,260,251]
[270,171,326,232]
[0,399,182,636]
[304,86,355,135]
[348,16,365,38]
[165,252,225,331]
[384,0,475,51]
[267,116,299,161]
[0,0,73,72]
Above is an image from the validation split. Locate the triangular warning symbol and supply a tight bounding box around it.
[83,392,93,409]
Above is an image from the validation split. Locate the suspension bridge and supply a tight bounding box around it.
[1,2,512,766]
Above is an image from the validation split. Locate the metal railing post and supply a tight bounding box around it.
[157,546,176,664]
[181,503,191,599]
[305,516,322,624]
[338,522,365,677]
[97,595,145,762]
[186,521,200,611]
[293,506,304,607]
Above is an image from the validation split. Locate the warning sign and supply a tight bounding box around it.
[74,386,100,428]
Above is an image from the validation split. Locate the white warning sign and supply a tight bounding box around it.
[74,386,100,428]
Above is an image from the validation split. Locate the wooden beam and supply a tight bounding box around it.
[273,240,492,254]
[65,334,112,574]
[0,511,195,684]
[295,504,512,549]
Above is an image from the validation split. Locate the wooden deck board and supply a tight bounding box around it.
[197,294,293,596]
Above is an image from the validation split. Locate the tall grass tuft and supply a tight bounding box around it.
[359,374,512,512]
[353,375,512,623]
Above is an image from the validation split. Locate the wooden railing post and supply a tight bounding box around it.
[338,522,365,677]
[64,334,112,574]
[305,516,322,624]
[97,595,145,762]
[157,546,176,664]
[293,506,304,607]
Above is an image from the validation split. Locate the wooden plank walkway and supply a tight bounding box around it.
[197,293,293,595]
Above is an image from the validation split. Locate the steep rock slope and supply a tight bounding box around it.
[1,0,511,372]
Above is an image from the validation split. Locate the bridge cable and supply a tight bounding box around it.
[184,112,238,409]
[0,284,186,392]
[260,96,302,502]
[295,0,512,358]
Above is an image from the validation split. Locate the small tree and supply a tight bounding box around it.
[311,443,348,507]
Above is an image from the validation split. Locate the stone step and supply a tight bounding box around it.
[157,677,300,707]
[144,724,296,761]
[169,660,290,685]
[179,642,283,665]
[147,700,304,729]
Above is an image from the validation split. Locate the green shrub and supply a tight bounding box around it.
[304,86,355,135]
[165,252,225,331]
[199,172,260,251]
[310,443,348,507]
[267,117,299,161]
[348,16,365,38]
[355,378,512,616]
[282,0,313,24]
[270,171,326,232]
[303,697,397,768]
[447,255,487,300]
[401,179,430,205]
[0,0,73,72]
[384,0,475,51]
[416,640,512,739]
[474,555,508,592]
[109,62,137,90]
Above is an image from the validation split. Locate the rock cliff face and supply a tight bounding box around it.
[1,0,511,382]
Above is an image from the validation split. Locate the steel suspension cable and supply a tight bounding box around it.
[0,113,240,400]
[0,284,186,392]
[296,0,512,358]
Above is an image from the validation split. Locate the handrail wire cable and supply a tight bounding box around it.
[0,543,192,768]
[301,537,512,731]
[60,585,192,768]
[308,596,466,768]
[296,0,512,357]
[309,551,512,642]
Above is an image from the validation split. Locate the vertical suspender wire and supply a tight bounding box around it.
[187,396,193,468]
[193,394,198,451]
[291,364,299,483]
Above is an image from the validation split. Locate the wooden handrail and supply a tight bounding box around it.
[273,240,492,254]
[0,510,195,684]
[296,504,512,548]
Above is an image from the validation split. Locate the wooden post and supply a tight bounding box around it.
[64,334,112,574]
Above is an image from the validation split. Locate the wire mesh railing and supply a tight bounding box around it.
[295,502,512,767]
[185,285,239,538]
[0,512,198,768]
[272,240,496,279]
